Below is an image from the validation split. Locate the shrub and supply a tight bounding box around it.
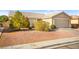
[50,24,56,30]
[34,20,43,31]
[34,19,49,31]
[44,22,49,31]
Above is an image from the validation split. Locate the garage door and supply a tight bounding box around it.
[54,18,69,28]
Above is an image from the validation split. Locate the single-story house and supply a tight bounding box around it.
[70,15,79,28]
[9,11,79,28]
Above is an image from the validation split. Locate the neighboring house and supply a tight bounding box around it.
[71,15,79,28]
[9,11,79,28]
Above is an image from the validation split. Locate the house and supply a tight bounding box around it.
[71,15,79,28]
[43,12,71,28]
[9,11,79,28]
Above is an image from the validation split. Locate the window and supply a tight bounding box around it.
[71,20,78,24]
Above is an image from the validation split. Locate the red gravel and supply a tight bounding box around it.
[0,31,78,47]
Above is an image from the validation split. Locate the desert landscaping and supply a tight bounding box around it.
[0,28,79,48]
[0,11,79,49]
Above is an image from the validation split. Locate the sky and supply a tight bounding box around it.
[0,10,79,16]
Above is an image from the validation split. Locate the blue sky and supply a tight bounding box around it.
[0,10,79,16]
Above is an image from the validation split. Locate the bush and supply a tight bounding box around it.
[34,20,44,31]
[34,19,49,31]
[44,22,49,31]
[50,24,56,30]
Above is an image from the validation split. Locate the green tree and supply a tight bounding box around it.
[21,17,30,28]
[0,15,9,22]
[10,16,20,30]
[9,11,30,30]
[14,11,30,28]
[0,15,9,27]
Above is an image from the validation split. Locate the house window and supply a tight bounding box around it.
[71,20,79,28]
[71,20,78,24]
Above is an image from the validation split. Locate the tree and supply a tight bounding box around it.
[9,16,20,30]
[14,11,30,28]
[0,15,9,28]
[0,15,9,22]
[21,17,30,28]
[34,19,49,31]
[9,11,30,30]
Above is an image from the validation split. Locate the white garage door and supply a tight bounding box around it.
[54,18,69,28]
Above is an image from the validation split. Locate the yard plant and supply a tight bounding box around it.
[9,11,30,30]
[34,19,49,31]
[0,15,9,22]
[50,24,56,30]
[0,15,9,30]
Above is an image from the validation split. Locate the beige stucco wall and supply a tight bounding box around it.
[29,18,37,27]
[43,18,52,26]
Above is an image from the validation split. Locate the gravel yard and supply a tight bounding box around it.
[0,28,79,47]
